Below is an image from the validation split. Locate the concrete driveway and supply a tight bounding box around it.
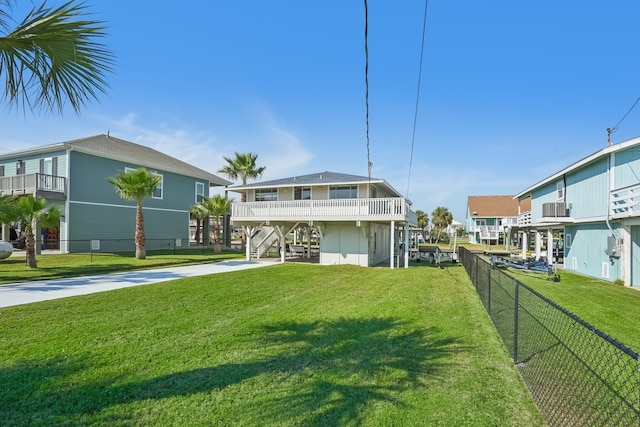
[0,260,275,308]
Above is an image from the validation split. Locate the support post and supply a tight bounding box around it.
[390,220,395,269]
[404,223,409,268]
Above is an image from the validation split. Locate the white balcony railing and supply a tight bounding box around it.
[611,183,640,217]
[0,173,66,197]
[518,211,532,226]
[231,197,414,223]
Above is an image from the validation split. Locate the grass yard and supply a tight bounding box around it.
[0,249,243,285]
[502,266,640,352]
[0,263,543,426]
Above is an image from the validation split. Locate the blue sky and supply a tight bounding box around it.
[3,1,640,221]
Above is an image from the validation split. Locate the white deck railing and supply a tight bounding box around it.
[231,197,415,223]
[611,183,640,217]
[0,173,66,197]
[517,211,532,226]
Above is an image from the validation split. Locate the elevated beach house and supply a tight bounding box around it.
[465,195,521,246]
[514,136,640,287]
[228,171,418,268]
[0,134,230,253]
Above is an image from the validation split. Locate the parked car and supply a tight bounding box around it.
[10,228,25,249]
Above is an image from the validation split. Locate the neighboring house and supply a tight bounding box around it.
[465,195,522,246]
[227,171,417,268]
[0,134,230,253]
[514,136,640,287]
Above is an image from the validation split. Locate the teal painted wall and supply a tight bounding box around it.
[66,151,203,252]
[564,223,620,282]
[531,181,557,222]
[0,150,67,177]
[565,158,609,219]
[613,148,640,189]
[67,203,189,253]
[69,151,205,210]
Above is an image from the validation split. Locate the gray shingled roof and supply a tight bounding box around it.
[230,171,380,188]
[229,171,404,197]
[59,134,231,186]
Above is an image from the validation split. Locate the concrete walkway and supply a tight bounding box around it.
[0,260,275,308]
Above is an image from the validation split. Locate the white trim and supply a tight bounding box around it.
[69,200,188,214]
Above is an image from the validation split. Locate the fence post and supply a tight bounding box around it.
[513,280,519,364]
[487,266,492,315]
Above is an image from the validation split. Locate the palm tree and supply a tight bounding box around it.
[189,205,206,245]
[218,152,266,202]
[218,152,265,250]
[0,1,114,114]
[431,206,453,243]
[0,194,18,242]
[415,209,429,246]
[107,168,162,260]
[192,194,234,254]
[14,195,61,268]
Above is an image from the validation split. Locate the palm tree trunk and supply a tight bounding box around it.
[135,202,146,259]
[214,216,222,254]
[25,228,37,268]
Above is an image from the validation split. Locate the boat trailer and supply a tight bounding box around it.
[492,255,560,282]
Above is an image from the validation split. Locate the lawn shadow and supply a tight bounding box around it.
[3,317,464,425]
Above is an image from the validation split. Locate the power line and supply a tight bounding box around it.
[364,0,371,179]
[406,0,429,198]
[608,95,640,145]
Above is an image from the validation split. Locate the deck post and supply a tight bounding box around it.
[404,223,409,268]
[390,220,395,269]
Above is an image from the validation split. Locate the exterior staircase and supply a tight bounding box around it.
[250,226,280,258]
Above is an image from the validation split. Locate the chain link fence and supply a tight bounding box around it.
[459,247,640,427]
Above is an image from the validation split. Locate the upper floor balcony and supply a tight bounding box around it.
[0,173,67,200]
[611,183,640,218]
[517,211,532,226]
[231,197,416,225]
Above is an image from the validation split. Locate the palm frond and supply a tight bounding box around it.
[0,0,114,114]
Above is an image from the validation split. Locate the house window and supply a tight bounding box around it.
[16,160,25,175]
[125,167,163,199]
[195,182,205,203]
[255,188,278,201]
[565,234,572,247]
[556,181,565,200]
[152,174,164,199]
[0,165,4,177]
[294,187,311,200]
[330,185,357,199]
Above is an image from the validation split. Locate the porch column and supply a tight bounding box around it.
[521,231,528,260]
[276,226,286,264]
[546,229,554,266]
[244,226,252,261]
[1,223,10,241]
[404,223,410,268]
[534,231,542,260]
[390,220,395,269]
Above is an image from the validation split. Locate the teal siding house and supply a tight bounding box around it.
[515,136,640,287]
[0,135,230,253]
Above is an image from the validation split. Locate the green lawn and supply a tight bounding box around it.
[0,249,243,285]
[500,266,640,353]
[0,263,543,426]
